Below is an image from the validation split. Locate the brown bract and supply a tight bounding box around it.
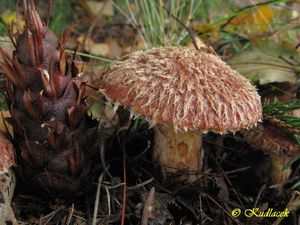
[99,46,262,132]
[0,135,15,173]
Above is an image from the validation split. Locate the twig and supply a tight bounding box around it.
[199,194,203,224]
[66,203,74,225]
[105,185,111,225]
[224,167,251,175]
[92,173,104,225]
[273,191,300,225]
[39,208,61,225]
[205,193,239,224]
[127,178,154,190]
[95,177,153,191]
[253,184,266,208]
[141,187,155,225]
[85,189,92,225]
[129,140,151,162]
[204,147,245,208]
[176,196,199,220]
[121,149,127,225]
[221,168,245,209]
[99,134,117,183]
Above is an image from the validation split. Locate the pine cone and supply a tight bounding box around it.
[0,0,99,196]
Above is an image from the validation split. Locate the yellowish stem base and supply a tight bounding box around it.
[153,125,203,178]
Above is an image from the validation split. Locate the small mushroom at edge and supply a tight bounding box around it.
[0,134,18,224]
[243,121,300,184]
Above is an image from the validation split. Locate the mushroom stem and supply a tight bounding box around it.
[269,153,292,183]
[153,125,204,178]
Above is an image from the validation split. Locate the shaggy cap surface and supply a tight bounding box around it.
[99,46,262,132]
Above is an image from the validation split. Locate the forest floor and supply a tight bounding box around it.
[0,0,299,224]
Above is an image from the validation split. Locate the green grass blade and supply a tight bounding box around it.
[65,49,112,63]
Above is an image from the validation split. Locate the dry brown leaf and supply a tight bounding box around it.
[214,177,229,203]
[228,42,300,84]
[77,35,110,56]
[0,111,12,135]
[186,36,207,50]
[86,0,114,17]
[106,38,123,58]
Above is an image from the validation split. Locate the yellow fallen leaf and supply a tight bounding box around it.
[1,11,17,24]
[227,6,275,32]
[1,11,25,32]
[193,22,213,33]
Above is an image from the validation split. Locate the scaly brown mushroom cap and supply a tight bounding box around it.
[243,122,300,183]
[243,122,300,157]
[99,46,262,132]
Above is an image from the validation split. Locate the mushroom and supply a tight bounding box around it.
[0,134,17,224]
[99,46,262,178]
[243,120,300,183]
